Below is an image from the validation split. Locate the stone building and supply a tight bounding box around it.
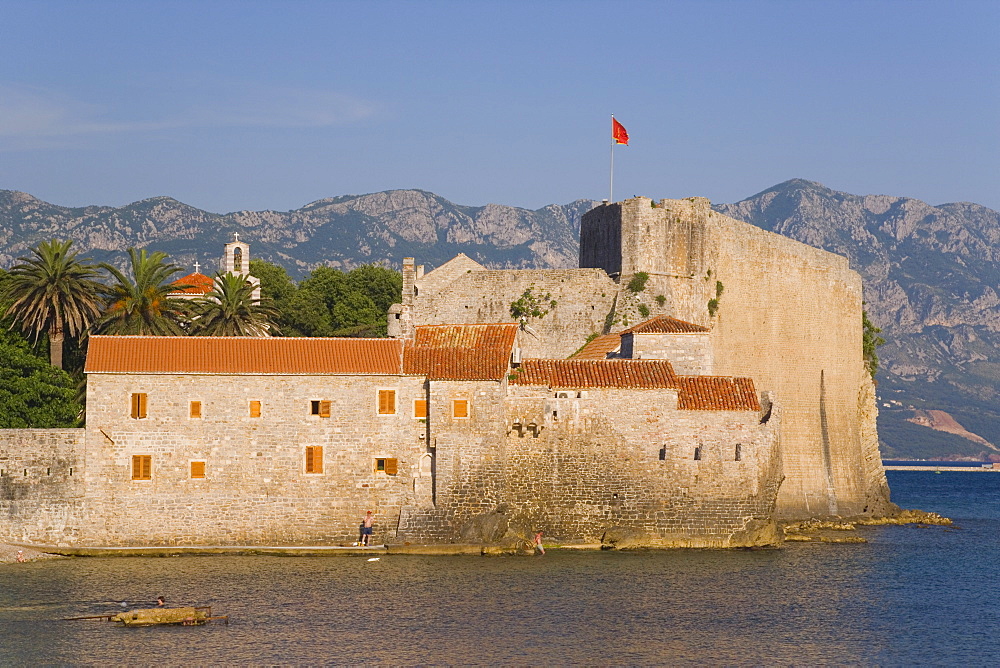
[0,192,892,549]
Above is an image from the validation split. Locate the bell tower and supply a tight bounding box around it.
[222,233,261,301]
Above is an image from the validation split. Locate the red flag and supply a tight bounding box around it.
[612,117,629,145]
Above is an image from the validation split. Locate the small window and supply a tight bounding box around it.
[130,393,148,419]
[305,446,324,474]
[452,399,469,419]
[694,446,702,461]
[132,455,152,481]
[249,400,261,418]
[413,399,427,419]
[735,444,742,461]
[311,400,331,418]
[375,458,398,475]
[190,401,202,419]
[378,390,396,415]
[190,461,206,479]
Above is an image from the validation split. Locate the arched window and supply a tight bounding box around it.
[233,247,243,273]
[693,446,702,461]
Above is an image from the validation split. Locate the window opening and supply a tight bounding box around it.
[413,399,427,419]
[132,455,152,480]
[735,444,742,461]
[452,399,469,419]
[250,400,261,418]
[378,390,396,415]
[694,446,702,461]
[311,400,331,417]
[233,246,243,273]
[190,400,202,419]
[305,446,324,474]
[130,393,148,419]
[190,461,206,479]
[375,458,398,475]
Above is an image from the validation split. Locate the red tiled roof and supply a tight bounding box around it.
[510,359,759,411]
[510,359,678,389]
[675,376,760,411]
[169,272,214,295]
[620,316,709,335]
[413,323,518,349]
[85,336,403,375]
[570,334,621,360]
[404,323,517,380]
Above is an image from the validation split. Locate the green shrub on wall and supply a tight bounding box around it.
[627,272,649,293]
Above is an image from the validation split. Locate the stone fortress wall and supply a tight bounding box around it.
[412,196,892,520]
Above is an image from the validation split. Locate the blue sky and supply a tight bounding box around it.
[1,0,997,213]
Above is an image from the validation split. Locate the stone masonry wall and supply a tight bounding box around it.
[622,333,713,374]
[400,385,783,548]
[0,429,86,545]
[582,197,889,519]
[83,373,434,546]
[412,268,620,359]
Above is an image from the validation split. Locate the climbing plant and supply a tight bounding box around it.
[862,309,886,380]
[510,286,557,324]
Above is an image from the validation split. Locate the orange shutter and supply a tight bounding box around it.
[319,401,331,418]
[132,455,151,480]
[190,461,206,478]
[385,458,398,475]
[306,446,323,474]
[414,399,427,419]
[249,400,261,418]
[453,399,469,418]
[378,390,395,415]
[190,401,202,419]
[131,393,148,419]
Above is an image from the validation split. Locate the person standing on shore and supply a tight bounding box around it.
[533,531,545,555]
[362,510,374,546]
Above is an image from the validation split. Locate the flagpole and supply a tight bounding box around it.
[609,114,615,203]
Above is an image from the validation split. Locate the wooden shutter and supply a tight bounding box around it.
[249,400,261,418]
[319,401,331,418]
[413,399,427,419]
[132,455,151,480]
[190,461,206,479]
[378,390,395,415]
[453,399,469,419]
[305,446,323,474]
[131,393,147,419]
[190,401,202,419]
[385,458,398,475]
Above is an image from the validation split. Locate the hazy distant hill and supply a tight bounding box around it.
[715,179,1000,460]
[3,180,1000,459]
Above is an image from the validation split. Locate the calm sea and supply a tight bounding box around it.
[2,471,999,665]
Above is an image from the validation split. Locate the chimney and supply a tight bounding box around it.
[402,257,415,307]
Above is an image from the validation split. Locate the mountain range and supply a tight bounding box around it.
[1,180,998,460]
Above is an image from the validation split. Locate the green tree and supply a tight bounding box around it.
[94,248,192,335]
[862,309,886,380]
[0,329,82,427]
[346,264,402,315]
[190,272,279,336]
[249,259,297,334]
[1,239,103,369]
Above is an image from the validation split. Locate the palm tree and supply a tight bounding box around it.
[2,239,103,368]
[94,248,193,336]
[190,272,278,337]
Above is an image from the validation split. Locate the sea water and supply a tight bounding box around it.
[1,471,999,665]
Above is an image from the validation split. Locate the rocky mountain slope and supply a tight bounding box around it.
[0,189,592,276]
[2,180,998,459]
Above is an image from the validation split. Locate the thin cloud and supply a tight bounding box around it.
[0,83,378,143]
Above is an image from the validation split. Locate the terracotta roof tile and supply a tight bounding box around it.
[413,323,518,349]
[620,316,710,334]
[404,323,517,380]
[570,334,621,360]
[86,336,403,375]
[510,359,678,388]
[510,359,759,411]
[674,376,760,411]
[169,272,214,295]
